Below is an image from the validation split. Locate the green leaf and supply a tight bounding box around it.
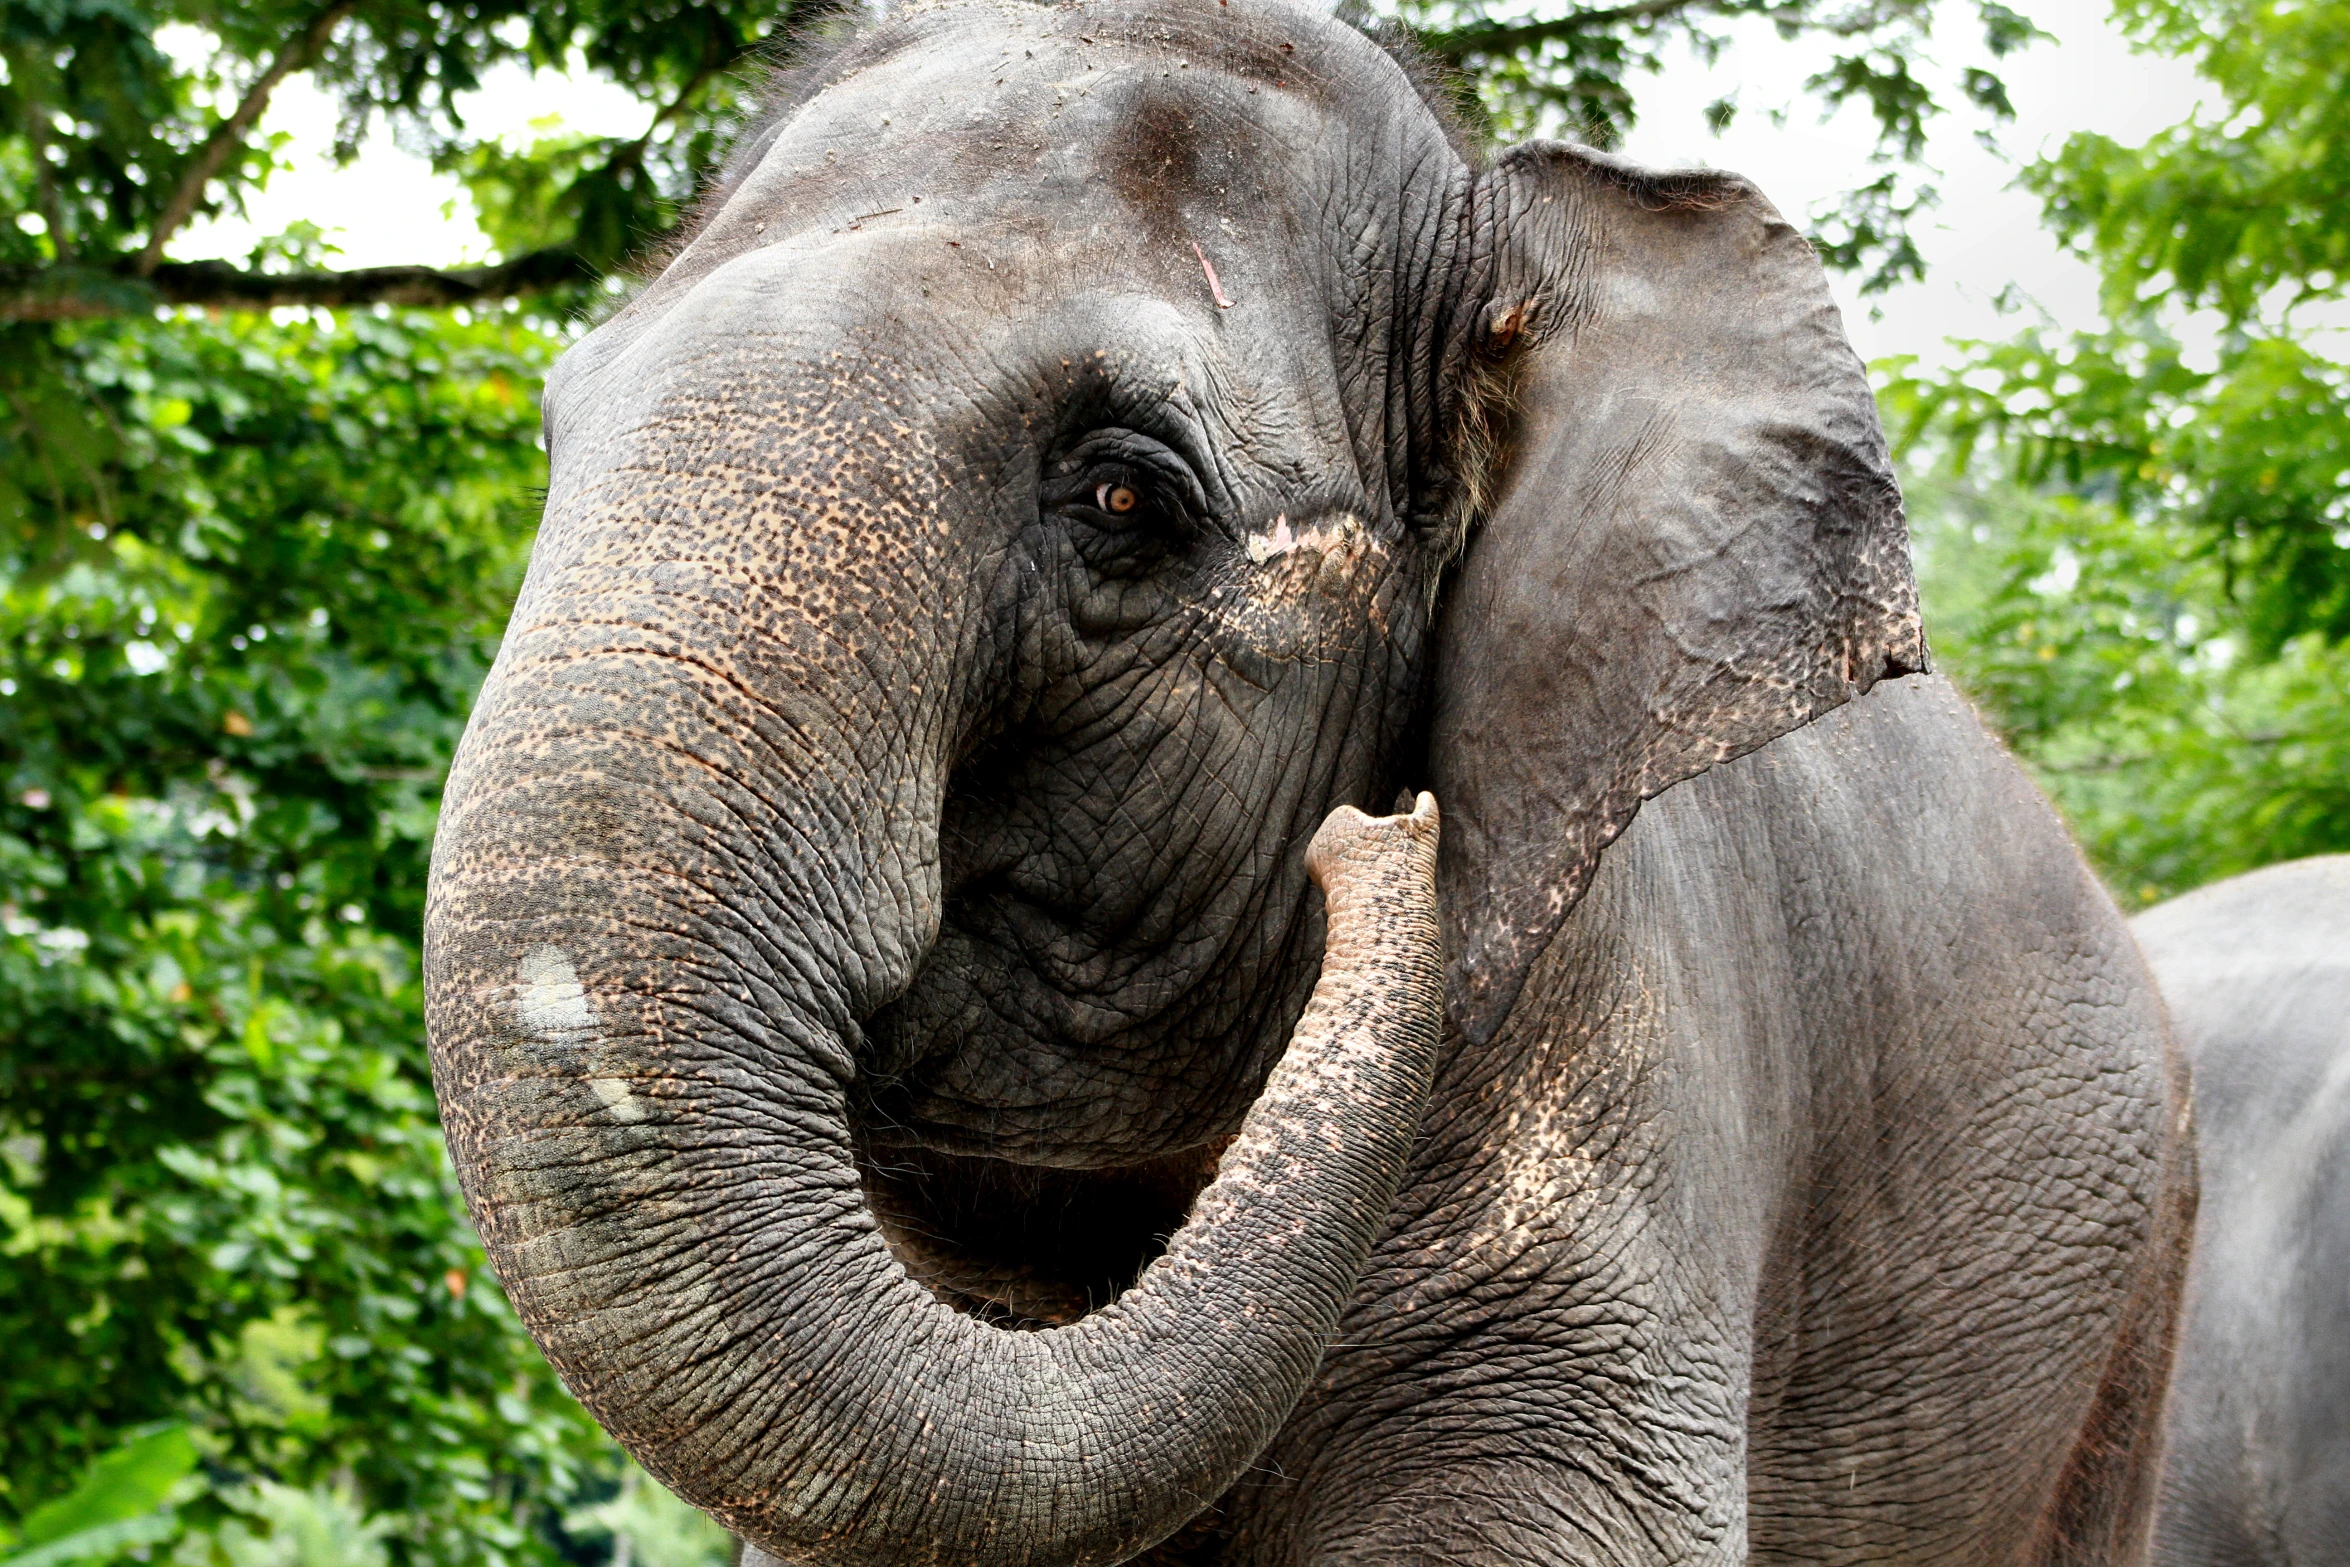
[562,1468,728,1567]
[0,1511,180,1567]
[16,1426,197,1549]
[2026,0,2350,325]
[1,303,612,1566]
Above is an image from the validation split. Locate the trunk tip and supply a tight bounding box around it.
[1307,792,1440,896]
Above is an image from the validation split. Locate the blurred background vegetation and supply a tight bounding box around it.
[1,0,2343,1562]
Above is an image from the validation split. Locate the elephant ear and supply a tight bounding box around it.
[1429,141,1928,1045]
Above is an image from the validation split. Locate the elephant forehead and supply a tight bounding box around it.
[552,224,1364,526]
[640,2,1374,303]
[754,64,1329,243]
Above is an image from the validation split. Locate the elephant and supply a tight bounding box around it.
[420,1,2198,1562]
[2137,857,2350,1567]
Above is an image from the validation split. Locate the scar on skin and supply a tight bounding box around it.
[1192,240,1235,309]
[588,1077,648,1124]
[516,944,595,1036]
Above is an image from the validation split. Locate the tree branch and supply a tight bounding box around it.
[26,114,73,264]
[648,61,728,140]
[2,250,595,323]
[3,48,77,261]
[603,27,768,180]
[137,0,359,276]
[598,60,727,186]
[1416,0,1717,59]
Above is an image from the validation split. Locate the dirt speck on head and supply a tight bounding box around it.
[1106,89,1202,247]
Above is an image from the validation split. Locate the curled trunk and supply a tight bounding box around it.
[427,763,1445,1567]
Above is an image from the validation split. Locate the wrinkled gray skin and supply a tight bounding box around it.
[2139,858,2350,1567]
[422,2,2197,1563]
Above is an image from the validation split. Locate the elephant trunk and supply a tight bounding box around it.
[424,588,1446,1567]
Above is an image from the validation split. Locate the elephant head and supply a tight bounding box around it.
[423,3,1924,1564]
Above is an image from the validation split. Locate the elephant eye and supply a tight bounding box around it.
[1043,430,1202,563]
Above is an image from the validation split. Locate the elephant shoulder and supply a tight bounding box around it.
[1634,671,2139,991]
[1574,670,2174,1132]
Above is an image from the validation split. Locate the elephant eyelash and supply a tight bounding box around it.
[1047,468,1173,539]
[1049,427,1212,531]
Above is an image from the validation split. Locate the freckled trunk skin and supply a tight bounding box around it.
[427,785,1445,1567]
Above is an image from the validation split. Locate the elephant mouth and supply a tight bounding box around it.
[854,1132,1229,1328]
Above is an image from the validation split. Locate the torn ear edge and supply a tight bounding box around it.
[1425,139,1931,1047]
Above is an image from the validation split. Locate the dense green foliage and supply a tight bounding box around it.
[1896,0,2350,900]
[0,305,610,1562]
[0,1,836,1556]
[7,1423,199,1567]
[0,293,751,1563]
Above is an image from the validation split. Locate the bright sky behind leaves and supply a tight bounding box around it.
[177,0,2207,373]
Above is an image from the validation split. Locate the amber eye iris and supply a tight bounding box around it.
[1097,482,1141,515]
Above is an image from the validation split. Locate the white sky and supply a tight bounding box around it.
[1603,0,2208,368]
[175,0,2209,371]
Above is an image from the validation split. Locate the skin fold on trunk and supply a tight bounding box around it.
[428,794,1445,1567]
